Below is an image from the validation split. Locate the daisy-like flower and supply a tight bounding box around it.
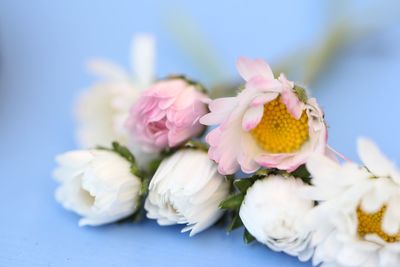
[200,57,327,174]
[239,175,314,261]
[76,34,155,148]
[144,149,230,235]
[305,138,400,267]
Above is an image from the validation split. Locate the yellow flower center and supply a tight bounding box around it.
[357,205,400,243]
[250,97,309,153]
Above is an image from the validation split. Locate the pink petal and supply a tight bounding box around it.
[251,92,279,107]
[200,97,238,126]
[242,105,264,131]
[246,76,282,92]
[205,128,222,147]
[205,127,240,175]
[237,135,261,173]
[158,97,175,110]
[168,126,201,147]
[173,86,200,110]
[144,79,184,98]
[256,153,289,168]
[200,112,226,126]
[236,57,274,81]
[281,88,303,120]
[208,97,237,112]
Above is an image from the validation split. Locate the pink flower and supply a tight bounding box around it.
[125,78,209,152]
[200,57,327,175]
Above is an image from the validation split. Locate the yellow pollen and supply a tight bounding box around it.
[357,205,400,243]
[250,97,309,153]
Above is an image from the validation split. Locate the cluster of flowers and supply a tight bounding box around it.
[54,36,400,267]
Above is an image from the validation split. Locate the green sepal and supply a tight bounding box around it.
[293,85,308,103]
[290,164,312,184]
[140,177,150,196]
[185,140,209,152]
[233,179,255,194]
[148,158,162,176]
[225,174,235,183]
[112,142,136,164]
[255,169,271,176]
[226,213,243,232]
[243,229,256,244]
[130,165,147,181]
[219,193,244,210]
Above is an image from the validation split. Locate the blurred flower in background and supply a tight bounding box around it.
[75,34,155,149]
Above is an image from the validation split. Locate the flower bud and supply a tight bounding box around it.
[239,175,314,261]
[53,149,142,226]
[145,149,229,235]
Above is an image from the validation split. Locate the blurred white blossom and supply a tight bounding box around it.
[75,34,155,150]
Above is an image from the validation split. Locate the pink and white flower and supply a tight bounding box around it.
[125,78,209,153]
[200,57,327,175]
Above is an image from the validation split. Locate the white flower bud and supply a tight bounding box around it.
[239,176,314,261]
[144,149,229,236]
[53,149,141,226]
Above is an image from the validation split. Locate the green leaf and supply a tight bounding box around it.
[243,229,256,244]
[291,164,311,184]
[148,158,162,175]
[226,214,243,232]
[219,193,244,210]
[112,142,136,164]
[234,179,255,193]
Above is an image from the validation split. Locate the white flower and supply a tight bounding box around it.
[239,175,314,261]
[53,149,142,226]
[305,137,400,267]
[75,34,155,149]
[144,149,230,236]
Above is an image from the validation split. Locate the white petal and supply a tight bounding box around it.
[379,249,400,267]
[357,137,396,178]
[131,34,155,88]
[87,59,129,80]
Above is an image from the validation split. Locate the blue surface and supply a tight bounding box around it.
[1,1,400,266]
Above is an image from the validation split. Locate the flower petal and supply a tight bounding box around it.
[131,34,155,88]
[236,57,274,81]
[242,105,264,131]
[250,92,279,107]
[357,137,397,177]
[281,86,303,120]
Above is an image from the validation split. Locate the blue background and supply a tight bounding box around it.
[1,0,400,266]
